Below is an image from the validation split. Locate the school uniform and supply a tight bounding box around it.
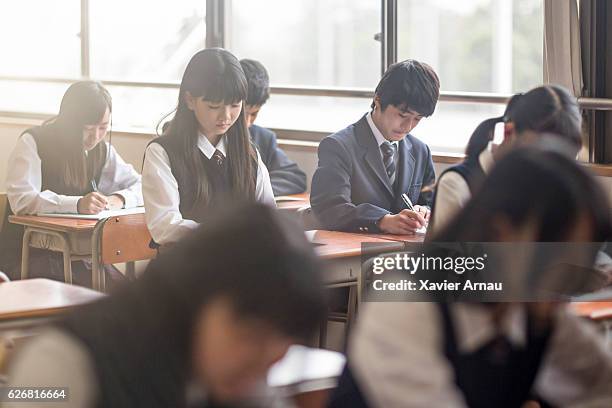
[142,132,275,246]
[6,328,289,408]
[249,124,307,196]
[428,142,494,236]
[1,128,143,283]
[310,113,435,233]
[329,302,612,408]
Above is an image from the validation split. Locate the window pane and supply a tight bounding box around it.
[398,0,543,93]
[0,1,81,77]
[256,95,369,133]
[0,80,70,114]
[228,0,381,88]
[89,0,206,82]
[256,95,505,155]
[104,85,179,131]
[410,102,505,153]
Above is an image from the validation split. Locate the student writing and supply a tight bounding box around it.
[142,48,275,246]
[310,60,439,234]
[1,81,142,284]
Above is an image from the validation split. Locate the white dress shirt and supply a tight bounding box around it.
[350,301,612,408]
[142,133,275,245]
[430,143,495,235]
[7,133,143,215]
[7,328,289,408]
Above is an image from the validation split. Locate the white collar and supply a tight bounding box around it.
[197,132,227,159]
[366,112,399,148]
[454,303,527,353]
[479,142,495,174]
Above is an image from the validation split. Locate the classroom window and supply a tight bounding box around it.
[396,0,543,152]
[0,1,81,78]
[0,80,70,115]
[89,0,206,82]
[227,0,381,89]
[397,0,544,94]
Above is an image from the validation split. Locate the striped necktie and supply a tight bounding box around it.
[212,149,225,166]
[380,141,397,183]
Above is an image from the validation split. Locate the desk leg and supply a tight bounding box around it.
[126,261,136,280]
[91,222,105,293]
[20,228,33,279]
[61,244,73,285]
[22,228,73,284]
[91,255,105,292]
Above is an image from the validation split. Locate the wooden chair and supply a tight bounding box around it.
[91,213,157,292]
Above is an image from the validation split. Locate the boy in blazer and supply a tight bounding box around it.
[240,59,307,196]
[311,60,439,234]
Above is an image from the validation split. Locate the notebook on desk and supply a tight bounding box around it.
[37,206,145,220]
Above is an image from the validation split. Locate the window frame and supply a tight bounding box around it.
[0,0,611,160]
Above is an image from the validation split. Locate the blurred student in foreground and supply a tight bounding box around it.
[240,58,307,196]
[8,204,327,408]
[330,148,612,408]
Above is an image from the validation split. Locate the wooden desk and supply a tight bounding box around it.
[9,215,98,285]
[311,230,406,260]
[276,193,310,213]
[268,345,345,408]
[571,301,612,321]
[9,213,153,292]
[0,279,104,330]
[362,232,426,243]
[309,230,423,346]
[571,301,612,347]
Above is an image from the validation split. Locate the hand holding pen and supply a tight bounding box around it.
[401,193,430,223]
[76,179,109,214]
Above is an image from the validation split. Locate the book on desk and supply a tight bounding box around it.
[37,206,145,220]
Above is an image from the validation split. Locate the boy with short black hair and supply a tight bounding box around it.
[311,60,440,234]
[240,59,307,196]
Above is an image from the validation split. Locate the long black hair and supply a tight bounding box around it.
[159,48,257,206]
[433,148,610,242]
[38,81,112,192]
[59,203,327,407]
[464,84,582,160]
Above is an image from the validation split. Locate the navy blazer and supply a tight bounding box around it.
[249,124,307,196]
[311,114,435,233]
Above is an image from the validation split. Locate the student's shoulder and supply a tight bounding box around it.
[7,328,97,407]
[319,122,361,154]
[250,124,277,141]
[405,133,432,155]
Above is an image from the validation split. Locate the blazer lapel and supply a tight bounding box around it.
[354,116,395,198]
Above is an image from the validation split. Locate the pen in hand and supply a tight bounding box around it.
[401,193,415,211]
[90,179,109,210]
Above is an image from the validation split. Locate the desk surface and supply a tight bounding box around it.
[0,279,104,321]
[9,215,98,233]
[311,230,412,259]
[570,301,612,321]
[362,232,426,243]
[276,193,310,211]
